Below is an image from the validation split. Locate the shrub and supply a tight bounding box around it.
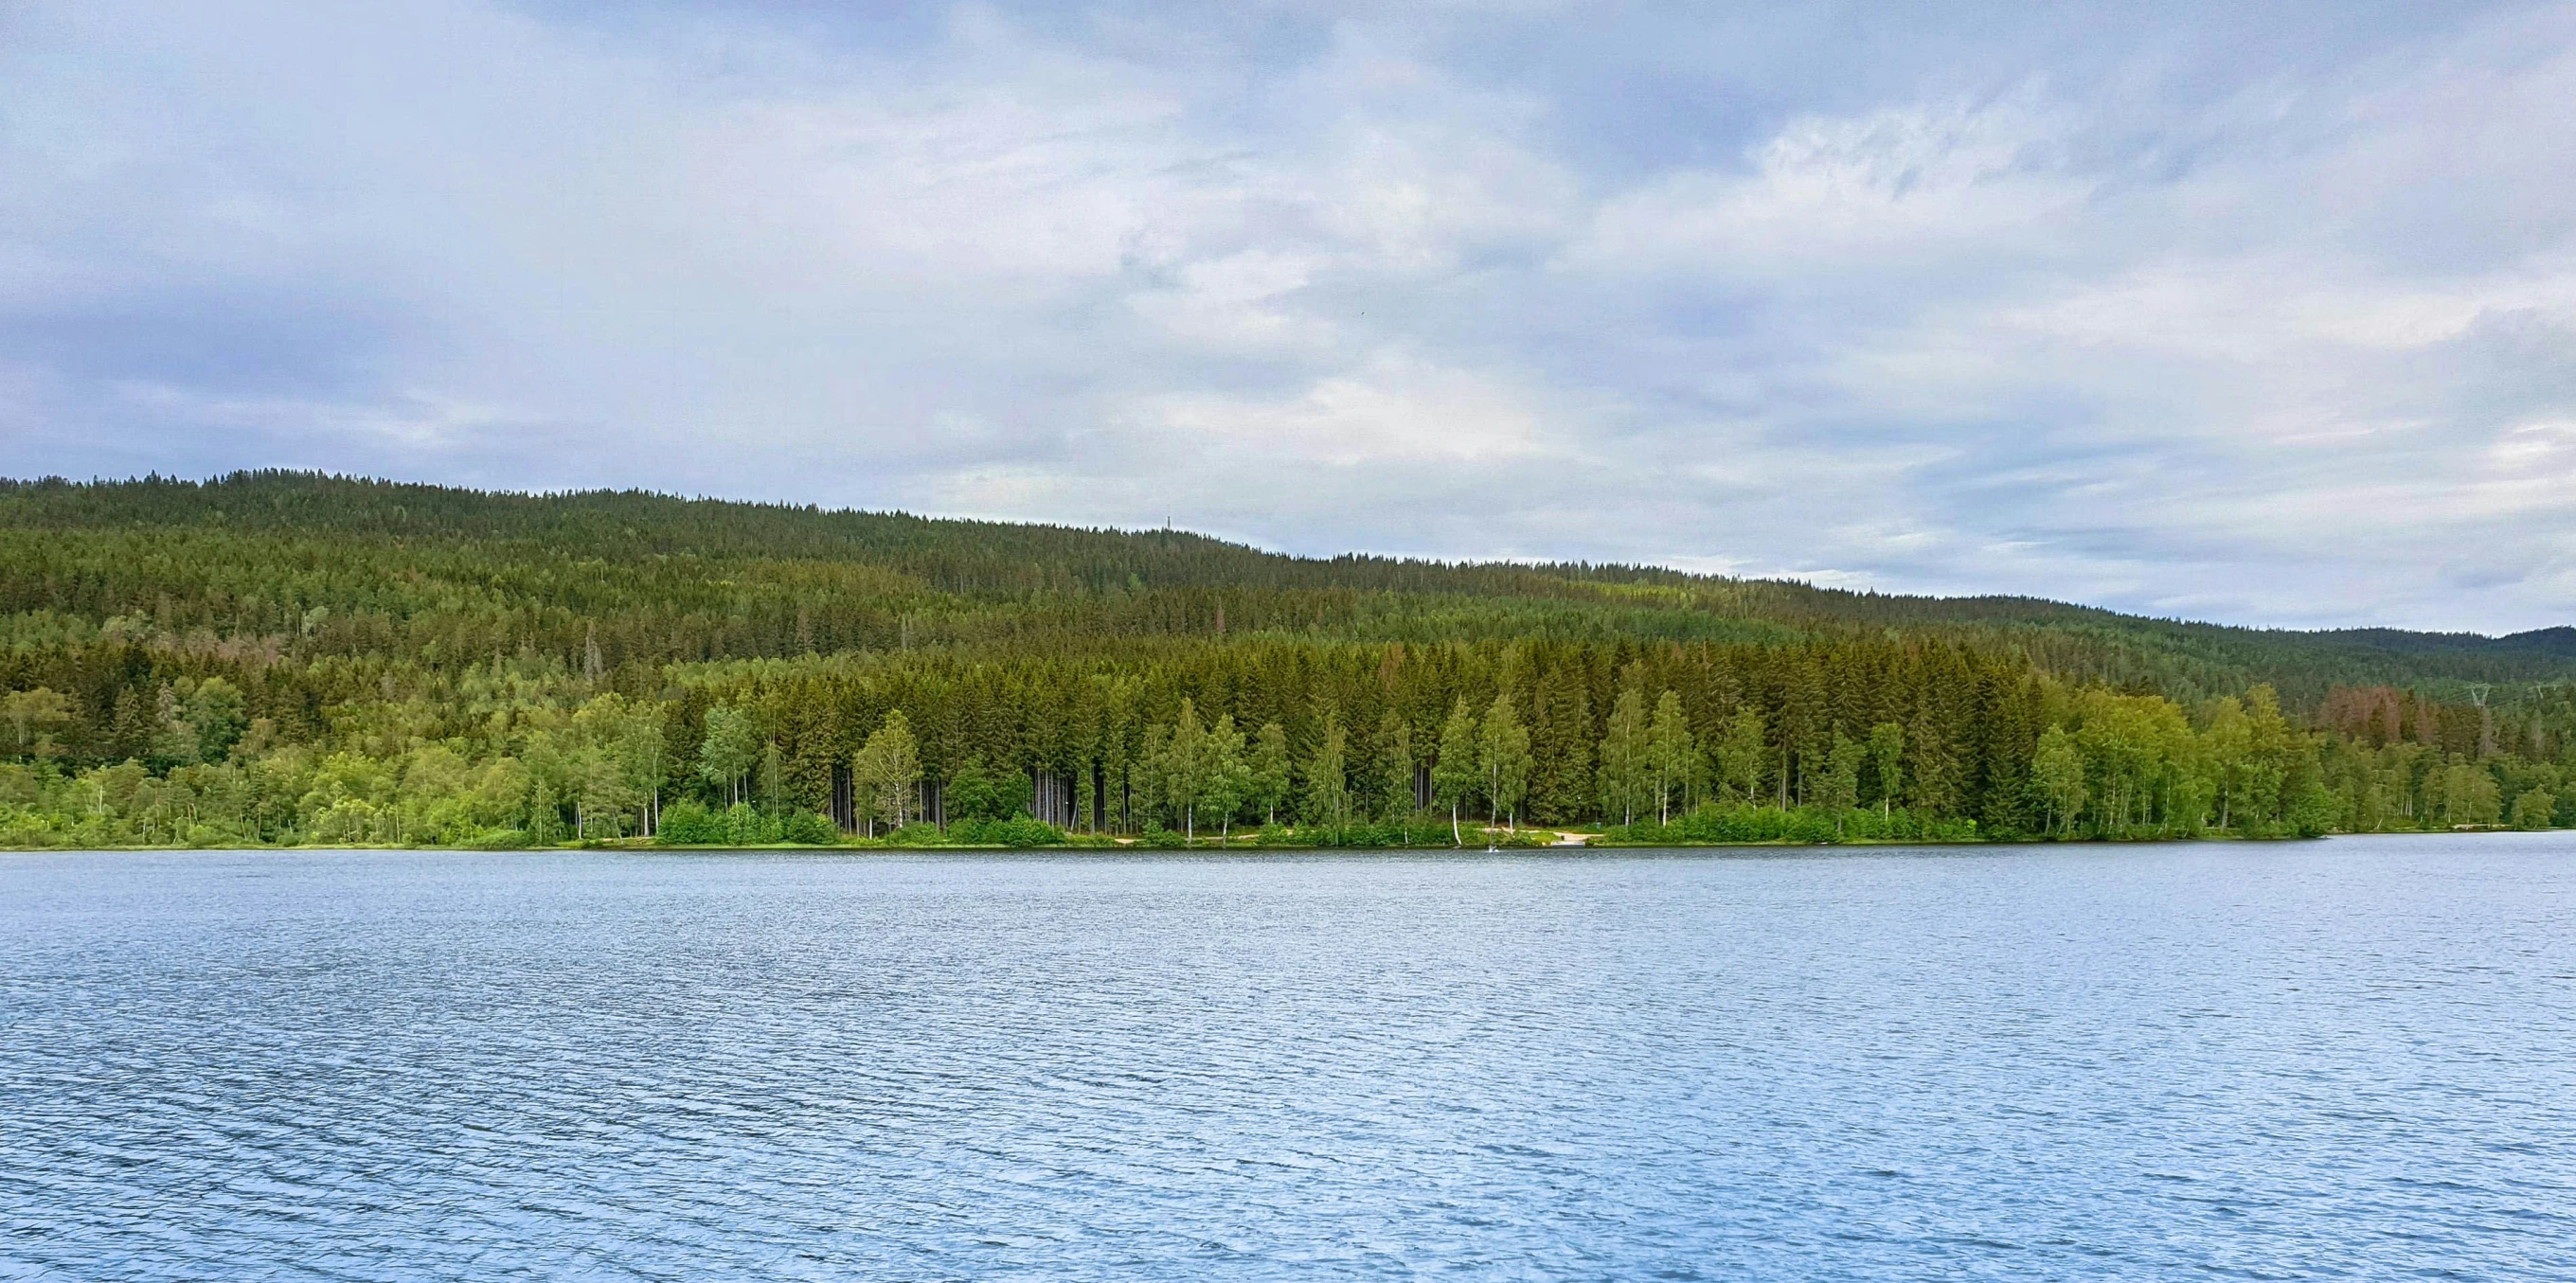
[655,801,722,845]
[948,815,1065,846]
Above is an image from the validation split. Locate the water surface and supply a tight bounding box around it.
[5,837,2574,1279]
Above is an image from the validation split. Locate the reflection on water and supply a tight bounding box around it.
[5,837,2574,1280]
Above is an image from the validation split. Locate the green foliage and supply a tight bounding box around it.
[850,710,922,834]
[1248,722,1291,826]
[1598,687,1649,828]
[1598,802,1980,846]
[944,815,1068,847]
[186,678,249,762]
[0,472,2564,848]
[1646,690,1699,825]
[1715,707,1766,805]
[944,757,1031,823]
[1478,693,1532,829]
[657,801,841,846]
[1432,698,1480,841]
[696,705,757,806]
[1301,711,1350,829]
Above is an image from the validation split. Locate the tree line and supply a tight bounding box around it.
[1,472,2570,848]
[3,632,2567,848]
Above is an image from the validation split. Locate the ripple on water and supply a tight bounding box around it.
[4,837,2575,1280]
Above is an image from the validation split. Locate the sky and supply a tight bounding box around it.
[4,1,2575,633]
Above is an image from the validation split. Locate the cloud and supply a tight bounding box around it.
[2,0,2573,630]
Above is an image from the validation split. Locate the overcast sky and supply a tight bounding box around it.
[5,2,2574,633]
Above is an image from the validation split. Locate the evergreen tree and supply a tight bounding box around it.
[1530,666,1594,824]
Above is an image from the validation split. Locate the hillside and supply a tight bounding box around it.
[0,471,2567,847]
[3,472,2569,704]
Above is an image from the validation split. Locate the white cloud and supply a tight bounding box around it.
[3,0,2575,630]
[1572,92,2095,276]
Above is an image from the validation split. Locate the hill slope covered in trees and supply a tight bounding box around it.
[0,472,2568,847]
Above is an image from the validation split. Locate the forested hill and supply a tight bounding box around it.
[2,472,2567,704]
[2,471,2569,849]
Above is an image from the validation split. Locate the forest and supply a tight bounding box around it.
[1,471,2570,848]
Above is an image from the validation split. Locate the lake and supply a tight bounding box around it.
[4,837,2573,1279]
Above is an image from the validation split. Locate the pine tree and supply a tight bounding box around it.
[1530,666,1593,824]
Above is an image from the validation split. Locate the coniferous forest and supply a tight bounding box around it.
[2,472,2571,848]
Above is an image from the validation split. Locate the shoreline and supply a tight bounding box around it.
[9,830,2550,855]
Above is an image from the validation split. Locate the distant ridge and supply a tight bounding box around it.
[2,470,2569,705]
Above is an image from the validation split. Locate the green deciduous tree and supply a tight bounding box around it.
[1203,713,1249,841]
[697,704,757,807]
[2033,725,2086,837]
[186,678,249,763]
[1819,730,1863,831]
[1375,710,1415,821]
[2,687,73,757]
[1598,687,1649,827]
[1646,689,1697,825]
[1478,692,1532,832]
[851,709,922,835]
[1249,721,1292,826]
[1716,707,1765,805]
[946,756,1032,823]
[1867,721,1904,818]
[1302,711,1350,829]
[1433,697,1479,846]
